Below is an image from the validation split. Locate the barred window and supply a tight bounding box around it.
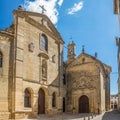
[40,34,48,51]
[0,52,2,67]
[24,89,31,107]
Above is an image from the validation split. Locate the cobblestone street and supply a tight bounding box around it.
[18,110,120,120]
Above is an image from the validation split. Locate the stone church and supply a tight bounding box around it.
[0,6,111,119]
[65,43,111,114]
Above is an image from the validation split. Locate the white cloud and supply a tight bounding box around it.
[58,0,64,6]
[24,0,63,24]
[68,1,83,15]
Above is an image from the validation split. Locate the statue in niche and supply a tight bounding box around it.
[42,60,47,78]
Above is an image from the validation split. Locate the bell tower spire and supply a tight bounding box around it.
[67,41,76,64]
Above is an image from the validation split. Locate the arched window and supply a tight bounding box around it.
[42,60,47,79]
[40,34,48,51]
[0,52,2,67]
[52,92,56,107]
[24,88,31,107]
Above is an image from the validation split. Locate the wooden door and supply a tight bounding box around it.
[63,97,65,112]
[79,95,89,113]
[38,89,45,114]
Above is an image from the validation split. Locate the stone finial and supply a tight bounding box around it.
[95,52,98,58]
[18,5,23,10]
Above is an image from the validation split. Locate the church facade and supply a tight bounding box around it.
[65,43,111,114]
[0,7,111,119]
[0,7,65,119]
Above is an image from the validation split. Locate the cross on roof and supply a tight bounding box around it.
[82,45,85,53]
[39,5,46,14]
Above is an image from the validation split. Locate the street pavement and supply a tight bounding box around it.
[18,110,120,120]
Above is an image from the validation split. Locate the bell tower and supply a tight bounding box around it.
[67,41,76,64]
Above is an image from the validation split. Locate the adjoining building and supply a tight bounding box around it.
[110,94,118,109]
[65,43,111,114]
[0,6,111,119]
[114,0,120,110]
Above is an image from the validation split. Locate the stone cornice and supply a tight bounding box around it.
[0,30,14,38]
[38,52,49,59]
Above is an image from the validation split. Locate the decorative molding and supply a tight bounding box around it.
[13,10,64,44]
[25,16,60,43]
[0,30,14,37]
[38,52,49,59]
[16,59,23,62]
[23,79,40,84]
[72,77,95,90]
[28,42,34,52]
[17,47,24,50]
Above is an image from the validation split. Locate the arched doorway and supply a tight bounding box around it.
[79,95,89,113]
[38,89,45,114]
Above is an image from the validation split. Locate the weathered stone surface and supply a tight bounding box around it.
[66,42,111,114]
[0,8,111,119]
[0,9,64,119]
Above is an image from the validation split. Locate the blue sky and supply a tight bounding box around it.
[0,0,119,95]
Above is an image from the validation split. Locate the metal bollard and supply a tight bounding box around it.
[84,116,86,120]
[88,116,90,120]
[91,113,93,119]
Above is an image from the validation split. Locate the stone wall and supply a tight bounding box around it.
[12,10,64,119]
[0,32,13,119]
[66,52,110,114]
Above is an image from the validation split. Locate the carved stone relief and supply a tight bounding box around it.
[70,71,96,90]
[28,42,34,52]
[72,77,94,89]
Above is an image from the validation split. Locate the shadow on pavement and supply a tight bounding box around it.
[36,113,97,120]
[102,110,120,120]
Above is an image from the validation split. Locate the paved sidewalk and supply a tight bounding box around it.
[17,110,120,120]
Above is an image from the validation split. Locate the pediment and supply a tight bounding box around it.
[66,53,110,78]
[13,10,64,44]
[67,53,97,68]
[28,15,52,32]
